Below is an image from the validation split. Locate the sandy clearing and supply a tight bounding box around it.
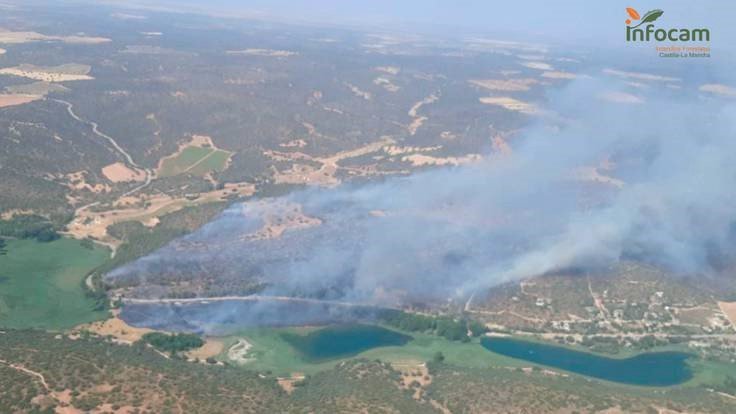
[699,84,736,98]
[61,35,111,44]
[267,136,395,187]
[374,76,400,92]
[65,170,111,194]
[0,29,110,44]
[479,96,536,113]
[718,302,736,328]
[227,338,255,364]
[374,66,400,75]
[469,78,537,91]
[440,131,457,140]
[226,48,296,57]
[239,200,321,241]
[573,166,624,188]
[599,91,643,104]
[344,82,372,100]
[280,139,307,148]
[407,93,439,135]
[0,209,34,219]
[0,93,41,108]
[76,309,153,344]
[491,134,513,156]
[277,373,305,394]
[402,153,481,167]
[541,71,577,80]
[520,61,553,71]
[102,162,146,183]
[187,338,224,361]
[517,54,546,61]
[383,145,441,156]
[603,68,680,82]
[64,181,255,247]
[0,67,93,82]
[112,12,148,20]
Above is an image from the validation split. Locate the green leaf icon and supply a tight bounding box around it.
[631,9,664,28]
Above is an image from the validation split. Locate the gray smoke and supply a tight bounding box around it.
[107,75,736,307]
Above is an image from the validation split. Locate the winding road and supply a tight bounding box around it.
[51,98,153,201]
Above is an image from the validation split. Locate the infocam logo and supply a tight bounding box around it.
[625,7,709,42]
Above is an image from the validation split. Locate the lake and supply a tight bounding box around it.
[282,324,412,362]
[481,337,693,386]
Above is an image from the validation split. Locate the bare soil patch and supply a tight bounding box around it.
[226,48,296,57]
[374,77,400,92]
[75,309,153,344]
[0,63,93,82]
[277,373,305,394]
[393,360,432,400]
[102,162,146,183]
[573,166,624,188]
[227,338,255,364]
[479,96,536,114]
[469,78,538,92]
[520,61,554,71]
[0,93,40,108]
[402,153,481,167]
[187,338,224,361]
[0,29,110,44]
[65,170,111,194]
[65,181,255,247]
[719,302,736,328]
[266,136,395,187]
[240,200,322,241]
[407,93,439,135]
[374,66,400,75]
[344,82,372,100]
[541,71,577,80]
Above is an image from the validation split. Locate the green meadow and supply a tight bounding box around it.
[0,238,109,329]
[214,325,525,376]
[212,324,735,391]
[158,146,231,177]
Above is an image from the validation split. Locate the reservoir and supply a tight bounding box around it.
[282,324,412,362]
[481,337,693,386]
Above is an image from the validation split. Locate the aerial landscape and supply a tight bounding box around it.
[0,0,735,412]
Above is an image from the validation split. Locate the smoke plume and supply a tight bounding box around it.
[107,75,736,308]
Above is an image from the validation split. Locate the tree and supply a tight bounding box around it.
[0,238,6,255]
[467,319,489,337]
[140,332,204,354]
[432,351,445,364]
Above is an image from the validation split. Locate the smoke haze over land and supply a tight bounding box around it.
[107,74,736,306]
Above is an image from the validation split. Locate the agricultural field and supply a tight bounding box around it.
[0,238,109,329]
[157,137,233,178]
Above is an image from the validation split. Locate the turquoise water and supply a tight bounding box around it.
[481,337,693,386]
[282,324,412,362]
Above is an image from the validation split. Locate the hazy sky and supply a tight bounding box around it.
[107,0,734,47]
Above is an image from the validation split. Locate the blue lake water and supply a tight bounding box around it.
[481,337,693,386]
[282,324,412,362]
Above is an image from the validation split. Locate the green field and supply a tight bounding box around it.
[214,325,525,376]
[0,238,110,329]
[212,325,736,392]
[158,146,231,177]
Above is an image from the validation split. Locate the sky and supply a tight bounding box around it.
[103,0,735,48]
